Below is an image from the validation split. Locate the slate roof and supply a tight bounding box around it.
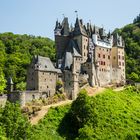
[64,52,73,70]
[61,17,69,36]
[62,39,81,70]
[73,18,88,36]
[67,39,81,57]
[34,56,58,72]
[55,68,62,74]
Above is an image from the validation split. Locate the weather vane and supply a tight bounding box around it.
[75,10,78,18]
[62,14,65,18]
[89,20,91,24]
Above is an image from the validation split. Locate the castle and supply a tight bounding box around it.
[26,17,125,100]
[6,17,125,106]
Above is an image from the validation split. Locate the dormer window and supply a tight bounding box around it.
[45,65,47,68]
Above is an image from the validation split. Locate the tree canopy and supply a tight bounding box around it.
[0,32,55,92]
[114,14,140,82]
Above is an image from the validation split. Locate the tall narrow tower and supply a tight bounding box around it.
[111,33,126,84]
[54,17,70,68]
[73,18,89,62]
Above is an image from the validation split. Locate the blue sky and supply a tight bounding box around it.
[0,0,140,40]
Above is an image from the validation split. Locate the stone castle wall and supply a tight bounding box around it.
[7,90,50,107]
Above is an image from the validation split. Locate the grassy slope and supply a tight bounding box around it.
[91,88,140,139]
[29,105,71,140]
[30,87,140,140]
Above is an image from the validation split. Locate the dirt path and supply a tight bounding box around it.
[30,87,105,125]
[86,86,105,96]
[30,86,124,125]
[113,86,124,91]
[30,99,72,125]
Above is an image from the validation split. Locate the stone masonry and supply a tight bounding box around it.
[3,16,126,106]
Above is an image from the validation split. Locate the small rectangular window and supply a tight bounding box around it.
[118,55,121,59]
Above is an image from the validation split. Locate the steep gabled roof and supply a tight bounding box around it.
[61,17,69,36]
[34,56,57,72]
[73,18,88,36]
[62,39,81,70]
[67,39,81,57]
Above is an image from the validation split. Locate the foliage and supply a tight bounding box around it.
[114,14,140,82]
[70,89,96,129]
[76,88,140,140]
[0,32,55,90]
[0,101,31,140]
[28,87,140,140]
[16,81,26,91]
[0,126,7,140]
[133,13,140,23]
[0,87,139,140]
[0,69,6,94]
[29,105,71,140]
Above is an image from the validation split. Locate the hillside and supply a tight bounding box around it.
[28,87,140,140]
[114,14,140,82]
[0,86,140,139]
[0,32,55,92]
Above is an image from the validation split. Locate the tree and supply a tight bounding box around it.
[129,72,139,82]
[70,89,97,129]
[0,69,6,94]
[0,102,31,140]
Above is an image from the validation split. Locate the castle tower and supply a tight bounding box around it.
[54,17,70,68]
[61,39,82,99]
[111,33,126,84]
[73,18,89,62]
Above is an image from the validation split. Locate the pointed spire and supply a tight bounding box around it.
[92,25,95,34]
[55,19,59,30]
[61,17,69,36]
[75,10,78,18]
[108,31,111,38]
[70,23,74,31]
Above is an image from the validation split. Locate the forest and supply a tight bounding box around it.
[0,33,55,93]
[115,14,140,82]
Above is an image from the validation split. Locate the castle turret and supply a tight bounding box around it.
[54,17,70,67]
[111,33,125,84]
[73,18,89,62]
[54,20,61,36]
[7,77,14,92]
